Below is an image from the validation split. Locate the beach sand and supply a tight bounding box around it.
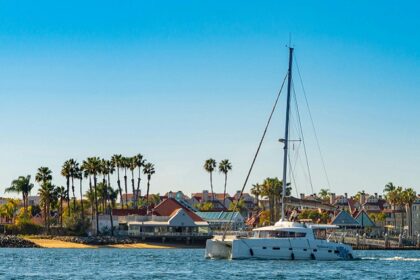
[25,237,182,249]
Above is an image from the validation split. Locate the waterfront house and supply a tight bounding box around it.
[120,198,211,241]
[196,211,245,231]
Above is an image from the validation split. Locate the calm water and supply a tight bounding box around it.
[0,249,419,279]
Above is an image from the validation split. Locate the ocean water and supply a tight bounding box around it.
[0,249,419,280]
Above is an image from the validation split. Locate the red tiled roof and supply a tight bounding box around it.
[112,208,147,216]
[153,198,203,222]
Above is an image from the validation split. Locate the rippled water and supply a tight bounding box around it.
[0,249,419,279]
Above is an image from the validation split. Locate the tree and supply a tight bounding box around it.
[384,182,396,194]
[134,154,145,208]
[122,157,130,208]
[5,175,34,217]
[386,186,403,230]
[229,199,246,217]
[204,158,217,201]
[129,157,137,209]
[61,161,72,216]
[75,165,85,220]
[318,188,330,201]
[83,157,101,235]
[402,188,417,236]
[218,159,232,207]
[38,182,56,232]
[111,154,124,209]
[55,186,67,228]
[251,183,262,210]
[260,177,291,223]
[35,166,54,231]
[69,159,79,213]
[143,162,155,205]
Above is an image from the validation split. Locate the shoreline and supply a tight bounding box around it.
[24,237,203,249]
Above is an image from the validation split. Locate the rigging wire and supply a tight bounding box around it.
[291,78,315,195]
[221,72,288,240]
[294,53,332,190]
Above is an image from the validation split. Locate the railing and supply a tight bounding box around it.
[127,232,211,237]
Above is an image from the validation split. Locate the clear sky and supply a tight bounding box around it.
[0,1,419,198]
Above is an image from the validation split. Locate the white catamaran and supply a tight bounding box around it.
[205,47,354,260]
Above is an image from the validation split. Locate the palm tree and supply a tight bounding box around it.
[384,182,396,193]
[261,177,291,223]
[61,161,72,216]
[129,157,137,208]
[5,175,34,217]
[402,188,417,236]
[218,159,232,207]
[318,188,330,201]
[82,160,94,222]
[36,166,52,185]
[204,158,217,202]
[38,182,55,232]
[134,154,145,208]
[69,159,79,213]
[83,157,101,235]
[75,165,85,219]
[55,186,67,227]
[111,154,124,208]
[122,157,130,208]
[251,183,262,210]
[386,186,403,230]
[35,167,53,231]
[143,162,155,205]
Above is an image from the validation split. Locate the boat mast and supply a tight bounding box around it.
[280,47,293,222]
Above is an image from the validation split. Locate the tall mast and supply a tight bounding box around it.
[280,47,293,222]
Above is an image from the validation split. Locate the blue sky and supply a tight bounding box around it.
[0,1,419,198]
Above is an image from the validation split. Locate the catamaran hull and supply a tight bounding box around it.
[205,238,353,260]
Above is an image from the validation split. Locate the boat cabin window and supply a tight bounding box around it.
[255,231,306,238]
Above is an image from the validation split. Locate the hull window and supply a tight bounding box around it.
[272,247,280,250]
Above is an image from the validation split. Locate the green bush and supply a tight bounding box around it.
[5,222,43,235]
[63,215,90,236]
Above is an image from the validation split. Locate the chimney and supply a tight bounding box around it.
[344,193,348,198]
[300,193,305,200]
[379,195,382,199]
[168,191,174,199]
[203,190,209,202]
[374,193,378,199]
[330,193,336,205]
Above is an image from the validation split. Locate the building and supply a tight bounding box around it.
[118,198,211,241]
[28,196,40,206]
[410,196,420,236]
[196,211,244,231]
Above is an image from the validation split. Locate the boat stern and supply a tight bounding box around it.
[205,239,232,259]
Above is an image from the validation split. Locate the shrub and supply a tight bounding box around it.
[5,221,43,235]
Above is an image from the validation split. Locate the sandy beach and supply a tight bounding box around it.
[24,237,186,249]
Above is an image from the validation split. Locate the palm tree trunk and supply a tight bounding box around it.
[88,176,94,226]
[210,172,214,202]
[131,170,135,209]
[72,176,76,213]
[223,173,227,208]
[116,169,123,209]
[107,173,114,236]
[136,168,141,208]
[66,177,70,217]
[124,170,128,207]
[79,178,84,220]
[146,178,150,204]
[60,198,63,228]
[93,175,99,235]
